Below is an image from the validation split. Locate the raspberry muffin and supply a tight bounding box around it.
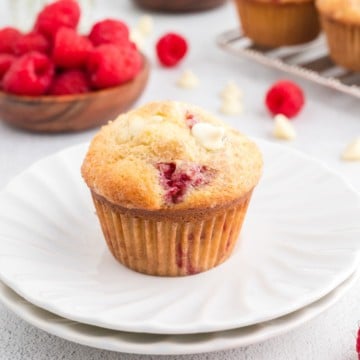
[234,0,320,47]
[81,101,263,276]
[316,0,360,71]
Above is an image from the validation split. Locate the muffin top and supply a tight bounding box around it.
[316,0,360,24]
[81,101,263,211]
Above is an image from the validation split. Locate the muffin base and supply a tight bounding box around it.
[234,0,320,47]
[321,16,360,72]
[91,191,253,277]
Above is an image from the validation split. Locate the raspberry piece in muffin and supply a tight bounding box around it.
[157,162,211,204]
[185,112,198,129]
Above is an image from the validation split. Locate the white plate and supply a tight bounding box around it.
[0,141,359,335]
[0,270,358,355]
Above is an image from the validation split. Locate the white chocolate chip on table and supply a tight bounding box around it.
[219,81,243,115]
[137,15,153,37]
[273,114,296,141]
[220,81,243,100]
[342,137,360,161]
[130,28,145,49]
[176,70,199,89]
[220,98,243,115]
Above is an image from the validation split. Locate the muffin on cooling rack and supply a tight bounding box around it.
[234,0,320,47]
[81,101,263,276]
[316,0,360,71]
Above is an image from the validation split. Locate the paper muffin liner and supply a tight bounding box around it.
[234,0,320,47]
[91,191,253,276]
[320,16,360,72]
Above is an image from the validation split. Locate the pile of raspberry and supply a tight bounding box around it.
[0,0,142,96]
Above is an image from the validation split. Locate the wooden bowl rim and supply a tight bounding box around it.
[0,53,149,104]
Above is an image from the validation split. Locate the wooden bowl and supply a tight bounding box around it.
[133,0,227,12]
[0,55,150,133]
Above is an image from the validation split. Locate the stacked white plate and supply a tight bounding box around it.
[0,140,359,355]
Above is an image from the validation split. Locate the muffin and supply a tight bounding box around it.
[81,101,263,276]
[316,0,360,71]
[234,0,320,47]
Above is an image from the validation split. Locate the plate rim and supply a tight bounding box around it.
[0,269,358,355]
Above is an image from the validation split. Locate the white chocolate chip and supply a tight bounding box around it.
[220,98,243,115]
[191,123,225,150]
[130,28,145,49]
[137,15,153,37]
[342,137,360,161]
[273,114,296,140]
[176,70,199,89]
[220,81,243,101]
[128,116,146,137]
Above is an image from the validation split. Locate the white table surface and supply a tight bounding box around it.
[0,1,359,359]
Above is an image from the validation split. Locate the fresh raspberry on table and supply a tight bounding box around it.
[88,19,129,46]
[0,54,16,86]
[356,326,360,359]
[156,33,188,67]
[34,0,80,40]
[87,43,142,89]
[52,27,92,69]
[265,80,305,118]
[13,32,50,56]
[0,27,22,54]
[3,52,54,96]
[49,69,90,95]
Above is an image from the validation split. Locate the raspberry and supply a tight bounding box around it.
[88,19,129,46]
[156,33,188,67]
[87,43,142,89]
[13,32,50,56]
[0,54,16,86]
[185,112,198,129]
[34,0,80,40]
[3,52,54,96]
[156,162,211,204]
[0,27,22,54]
[357,327,360,359]
[53,27,92,69]
[265,80,305,118]
[49,69,90,95]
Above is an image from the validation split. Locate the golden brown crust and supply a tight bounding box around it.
[316,0,360,25]
[81,101,263,210]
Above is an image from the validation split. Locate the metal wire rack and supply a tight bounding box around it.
[217,29,360,99]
